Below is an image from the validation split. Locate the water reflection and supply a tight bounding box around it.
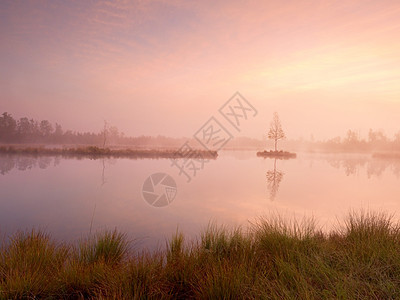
[261,154,400,201]
[1,151,400,250]
[0,155,60,175]
[320,155,400,178]
[3,153,400,181]
[99,158,117,187]
[101,158,107,186]
[0,154,121,190]
[266,158,284,201]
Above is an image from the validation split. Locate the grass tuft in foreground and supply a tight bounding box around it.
[2,211,400,299]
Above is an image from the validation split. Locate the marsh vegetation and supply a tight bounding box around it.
[1,212,400,299]
[256,150,297,159]
[0,146,218,160]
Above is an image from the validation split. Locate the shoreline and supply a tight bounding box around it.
[0,145,218,159]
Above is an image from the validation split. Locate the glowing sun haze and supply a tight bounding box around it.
[1,0,400,139]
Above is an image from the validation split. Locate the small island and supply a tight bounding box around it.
[257,112,297,159]
[257,150,297,159]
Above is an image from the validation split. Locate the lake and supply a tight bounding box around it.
[1,151,400,250]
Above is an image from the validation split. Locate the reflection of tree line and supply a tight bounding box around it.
[265,156,400,201]
[324,157,400,178]
[0,154,115,188]
[0,155,110,175]
[0,155,60,175]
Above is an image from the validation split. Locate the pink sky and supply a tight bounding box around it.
[1,0,400,140]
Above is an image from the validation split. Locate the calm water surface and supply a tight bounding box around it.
[1,151,400,249]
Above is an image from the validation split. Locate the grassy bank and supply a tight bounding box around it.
[0,146,218,160]
[2,212,400,299]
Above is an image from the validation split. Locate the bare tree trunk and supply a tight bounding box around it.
[274,139,277,151]
[103,131,106,148]
[102,121,108,148]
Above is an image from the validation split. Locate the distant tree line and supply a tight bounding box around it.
[302,129,400,152]
[0,112,112,144]
[263,129,400,153]
[2,112,400,151]
[0,112,185,147]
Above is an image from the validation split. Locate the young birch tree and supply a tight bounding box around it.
[268,112,285,151]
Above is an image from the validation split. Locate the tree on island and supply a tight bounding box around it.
[268,112,286,151]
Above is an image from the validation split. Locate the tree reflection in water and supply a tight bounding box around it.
[323,156,400,179]
[266,158,284,201]
[0,155,59,175]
